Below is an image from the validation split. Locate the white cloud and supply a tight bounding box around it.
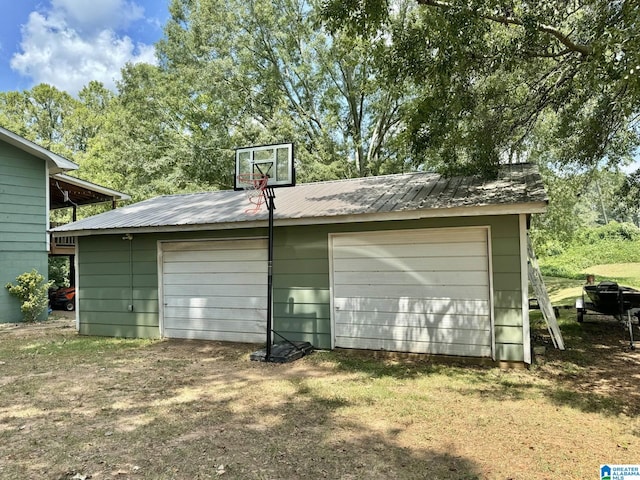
[10,1,155,95]
[51,0,144,33]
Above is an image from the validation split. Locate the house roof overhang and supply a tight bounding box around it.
[49,174,131,210]
[0,126,78,174]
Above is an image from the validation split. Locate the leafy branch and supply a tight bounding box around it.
[416,0,593,56]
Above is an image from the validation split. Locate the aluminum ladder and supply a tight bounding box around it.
[527,234,565,350]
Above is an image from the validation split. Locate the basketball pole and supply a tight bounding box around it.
[265,187,276,361]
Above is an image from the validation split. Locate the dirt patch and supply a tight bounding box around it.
[0,318,639,479]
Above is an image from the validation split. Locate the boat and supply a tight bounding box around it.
[576,281,640,350]
[583,281,640,315]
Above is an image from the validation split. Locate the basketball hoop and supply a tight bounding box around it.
[236,173,269,213]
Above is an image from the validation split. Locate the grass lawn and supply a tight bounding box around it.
[1,315,639,479]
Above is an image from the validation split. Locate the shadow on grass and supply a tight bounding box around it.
[310,316,640,420]
[548,388,628,415]
[311,349,487,381]
[1,335,485,480]
[530,315,640,418]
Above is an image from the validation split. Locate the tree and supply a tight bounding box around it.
[156,0,414,183]
[321,0,640,176]
[68,81,115,154]
[613,168,640,226]
[0,85,77,157]
[98,62,217,198]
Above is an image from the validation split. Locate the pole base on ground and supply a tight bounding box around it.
[250,341,313,363]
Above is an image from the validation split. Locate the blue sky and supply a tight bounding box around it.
[0,0,170,95]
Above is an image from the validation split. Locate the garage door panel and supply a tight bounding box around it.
[335,337,491,357]
[334,256,488,273]
[334,310,490,330]
[163,260,268,274]
[164,316,265,332]
[165,284,265,297]
[163,272,267,286]
[334,297,490,316]
[336,284,490,300]
[162,239,267,342]
[335,324,491,345]
[165,295,266,309]
[164,249,266,264]
[165,306,267,322]
[332,242,487,259]
[163,328,265,343]
[163,239,267,252]
[331,228,492,357]
[334,270,489,287]
[332,228,487,246]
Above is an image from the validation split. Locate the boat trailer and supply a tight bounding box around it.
[575,281,640,350]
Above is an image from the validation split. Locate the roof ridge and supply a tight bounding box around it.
[296,170,440,187]
[148,171,440,200]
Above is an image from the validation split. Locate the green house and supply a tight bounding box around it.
[1,126,130,322]
[0,127,78,322]
[53,163,547,364]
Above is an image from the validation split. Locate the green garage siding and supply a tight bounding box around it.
[0,142,48,323]
[273,227,332,349]
[78,235,160,338]
[78,230,264,338]
[76,214,525,361]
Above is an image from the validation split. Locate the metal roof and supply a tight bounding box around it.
[52,163,547,236]
[1,126,78,174]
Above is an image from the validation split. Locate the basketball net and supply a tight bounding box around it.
[237,173,269,214]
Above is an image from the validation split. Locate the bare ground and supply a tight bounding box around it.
[0,317,639,480]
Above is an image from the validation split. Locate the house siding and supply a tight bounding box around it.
[0,142,48,322]
[76,214,525,362]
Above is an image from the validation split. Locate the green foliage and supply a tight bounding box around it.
[613,168,640,225]
[0,85,78,156]
[531,165,629,246]
[529,237,565,258]
[48,257,70,288]
[5,270,54,323]
[3,0,640,207]
[537,223,640,279]
[322,0,640,176]
[153,0,415,184]
[577,221,640,244]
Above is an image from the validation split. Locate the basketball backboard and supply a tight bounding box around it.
[234,143,295,190]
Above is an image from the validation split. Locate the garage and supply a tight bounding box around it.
[54,164,547,363]
[160,239,268,342]
[330,227,493,357]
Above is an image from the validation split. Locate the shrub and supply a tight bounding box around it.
[5,269,53,322]
[578,221,640,244]
[537,222,640,280]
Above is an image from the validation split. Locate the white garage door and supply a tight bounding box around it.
[161,239,268,342]
[331,228,493,357]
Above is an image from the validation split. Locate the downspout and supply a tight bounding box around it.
[123,234,134,311]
